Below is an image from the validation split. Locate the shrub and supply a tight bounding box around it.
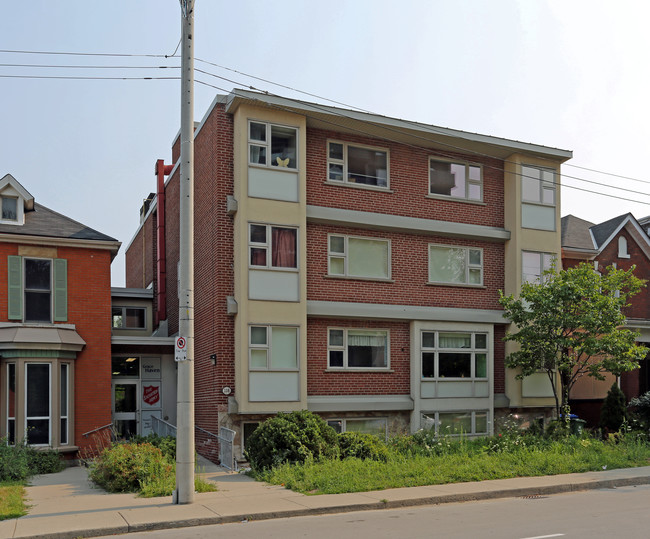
[629,390,650,428]
[245,410,339,470]
[129,434,176,460]
[0,438,63,482]
[338,432,390,462]
[600,383,627,432]
[27,447,65,475]
[89,442,173,493]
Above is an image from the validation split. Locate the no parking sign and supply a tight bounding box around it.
[175,336,188,362]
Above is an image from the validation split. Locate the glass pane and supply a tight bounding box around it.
[475,412,488,434]
[522,251,542,283]
[243,423,259,449]
[439,333,471,348]
[327,420,343,433]
[468,182,481,200]
[329,236,345,254]
[249,122,266,141]
[115,419,137,439]
[348,331,387,368]
[475,334,487,349]
[430,161,455,196]
[421,332,435,348]
[249,145,266,165]
[429,246,466,284]
[26,364,50,417]
[439,353,471,377]
[476,354,487,377]
[348,238,389,278]
[439,412,471,435]
[346,418,386,437]
[112,357,140,377]
[270,327,298,369]
[271,125,297,168]
[469,268,481,284]
[329,142,343,160]
[8,363,16,418]
[60,418,68,445]
[522,204,555,231]
[271,227,297,268]
[112,307,123,328]
[250,247,267,266]
[542,187,555,205]
[25,259,51,290]
[25,291,51,322]
[8,419,15,445]
[328,163,343,181]
[329,350,344,367]
[2,197,17,220]
[250,224,267,243]
[250,326,267,345]
[521,166,541,202]
[469,249,481,265]
[468,166,481,181]
[449,163,466,198]
[125,308,145,328]
[60,364,68,415]
[329,329,344,347]
[347,146,387,187]
[250,349,267,368]
[329,257,344,275]
[27,419,49,444]
[422,352,436,378]
[114,384,137,413]
[543,253,554,271]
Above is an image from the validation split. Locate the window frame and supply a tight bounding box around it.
[6,362,16,445]
[25,362,51,446]
[327,417,388,440]
[420,330,488,380]
[248,325,300,372]
[326,140,390,190]
[522,251,554,284]
[421,410,489,436]
[112,306,147,329]
[23,257,53,323]
[327,327,390,370]
[428,244,483,286]
[249,223,299,271]
[60,363,69,446]
[521,165,557,231]
[1,196,18,223]
[248,120,298,170]
[327,233,391,280]
[428,157,483,202]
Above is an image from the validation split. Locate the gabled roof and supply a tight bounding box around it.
[590,214,630,249]
[561,214,596,250]
[0,173,34,210]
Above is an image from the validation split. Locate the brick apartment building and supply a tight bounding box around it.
[125,89,572,458]
[562,213,650,425]
[0,173,120,456]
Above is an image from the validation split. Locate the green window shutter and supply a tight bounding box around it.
[7,255,22,320]
[53,258,67,322]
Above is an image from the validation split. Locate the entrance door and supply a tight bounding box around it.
[112,381,138,438]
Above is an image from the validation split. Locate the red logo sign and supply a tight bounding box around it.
[143,385,160,406]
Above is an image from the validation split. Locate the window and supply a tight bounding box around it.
[248,121,297,169]
[6,363,16,445]
[60,364,69,445]
[328,235,390,280]
[429,158,482,201]
[429,245,482,285]
[328,328,388,369]
[327,418,388,439]
[24,259,52,323]
[25,363,51,445]
[1,197,17,221]
[242,422,260,452]
[421,411,488,436]
[112,356,140,377]
[249,224,297,269]
[249,326,298,370]
[327,141,389,188]
[421,331,487,379]
[618,236,630,259]
[112,307,146,329]
[521,165,556,231]
[522,251,553,284]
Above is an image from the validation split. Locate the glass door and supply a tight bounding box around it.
[112,381,138,438]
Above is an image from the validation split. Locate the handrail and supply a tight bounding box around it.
[82,423,114,438]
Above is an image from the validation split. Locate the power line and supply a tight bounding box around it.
[0,63,178,70]
[0,74,179,81]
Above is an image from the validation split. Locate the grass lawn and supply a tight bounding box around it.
[0,482,27,520]
[257,437,650,495]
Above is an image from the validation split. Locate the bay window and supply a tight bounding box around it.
[249,121,297,169]
[421,331,488,379]
[328,328,389,369]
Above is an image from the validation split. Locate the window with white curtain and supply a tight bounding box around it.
[328,234,390,280]
[249,325,298,370]
[421,331,487,379]
[429,245,482,285]
[328,328,389,369]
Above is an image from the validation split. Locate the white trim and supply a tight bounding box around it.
[327,139,390,190]
[428,243,483,286]
[327,327,390,370]
[429,156,483,202]
[327,233,391,280]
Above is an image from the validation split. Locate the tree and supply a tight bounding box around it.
[499,262,647,419]
[599,382,627,432]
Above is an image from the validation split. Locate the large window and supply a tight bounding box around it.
[112,307,146,329]
[249,326,298,370]
[60,364,69,445]
[249,224,297,269]
[328,328,388,369]
[24,259,52,323]
[328,234,390,280]
[421,411,488,436]
[25,363,51,445]
[429,245,482,286]
[249,121,297,169]
[429,158,482,201]
[421,331,487,379]
[327,418,388,439]
[521,165,556,231]
[327,141,389,188]
[522,251,553,284]
[6,363,16,444]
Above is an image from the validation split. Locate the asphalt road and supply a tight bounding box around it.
[101,484,650,538]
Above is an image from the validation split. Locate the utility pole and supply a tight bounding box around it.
[174,0,195,505]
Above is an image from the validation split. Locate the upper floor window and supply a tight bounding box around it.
[429,159,482,201]
[248,121,297,169]
[618,236,630,259]
[112,307,146,329]
[24,259,52,323]
[522,251,553,284]
[421,331,488,379]
[521,165,556,231]
[328,234,390,280]
[429,245,482,286]
[249,325,298,370]
[1,196,17,221]
[328,328,389,369]
[249,224,297,269]
[327,141,389,188]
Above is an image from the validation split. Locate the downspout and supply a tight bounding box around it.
[155,159,174,326]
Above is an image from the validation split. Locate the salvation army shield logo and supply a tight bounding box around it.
[142,385,160,406]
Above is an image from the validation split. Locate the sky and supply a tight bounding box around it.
[2,0,650,286]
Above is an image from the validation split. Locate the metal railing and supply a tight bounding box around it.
[151,416,178,437]
[218,427,237,471]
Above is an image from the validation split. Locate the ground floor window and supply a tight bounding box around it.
[327,417,388,439]
[421,411,488,436]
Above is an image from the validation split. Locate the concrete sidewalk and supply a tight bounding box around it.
[3,460,650,539]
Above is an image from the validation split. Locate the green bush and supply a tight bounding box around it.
[27,448,65,475]
[89,442,173,493]
[629,390,650,428]
[338,432,390,462]
[0,438,64,482]
[600,383,627,432]
[129,434,176,460]
[245,410,339,470]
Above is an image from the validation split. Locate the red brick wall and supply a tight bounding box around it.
[306,128,505,228]
[307,318,410,395]
[125,227,144,288]
[307,223,504,310]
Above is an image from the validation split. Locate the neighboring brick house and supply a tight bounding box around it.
[561,213,650,425]
[125,89,571,458]
[0,173,120,457]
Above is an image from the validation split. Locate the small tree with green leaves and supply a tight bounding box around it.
[600,382,627,432]
[499,262,647,420]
